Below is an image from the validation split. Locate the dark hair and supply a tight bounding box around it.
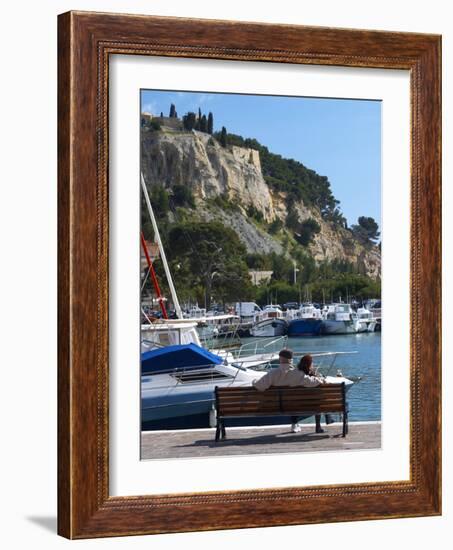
[279,348,293,360]
[297,354,313,374]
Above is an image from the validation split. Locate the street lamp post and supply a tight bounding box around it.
[293,260,299,285]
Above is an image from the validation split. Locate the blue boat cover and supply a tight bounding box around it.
[141,343,223,375]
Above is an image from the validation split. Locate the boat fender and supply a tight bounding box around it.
[209,405,217,428]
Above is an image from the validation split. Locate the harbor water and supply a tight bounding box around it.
[241,331,381,422]
[141,331,381,431]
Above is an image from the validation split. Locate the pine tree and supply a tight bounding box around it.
[169,103,176,117]
[160,111,163,118]
[183,112,197,131]
[199,114,208,133]
[351,216,380,245]
[220,126,227,147]
[198,107,202,120]
[208,112,214,134]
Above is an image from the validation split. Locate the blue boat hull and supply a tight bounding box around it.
[287,319,323,337]
[142,390,214,424]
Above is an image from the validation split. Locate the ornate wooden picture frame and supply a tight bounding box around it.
[58,11,441,539]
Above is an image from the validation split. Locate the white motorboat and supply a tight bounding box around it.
[320,303,364,335]
[356,307,377,332]
[250,304,288,337]
[250,317,288,337]
[368,300,382,332]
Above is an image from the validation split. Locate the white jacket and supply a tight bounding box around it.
[253,361,323,392]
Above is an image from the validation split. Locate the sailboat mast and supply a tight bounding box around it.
[141,173,183,319]
[140,232,168,319]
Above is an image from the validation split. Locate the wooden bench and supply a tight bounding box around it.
[214,383,348,441]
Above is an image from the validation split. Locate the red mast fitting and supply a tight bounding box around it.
[140,232,168,319]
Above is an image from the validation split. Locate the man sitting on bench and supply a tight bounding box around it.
[252,349,328,434]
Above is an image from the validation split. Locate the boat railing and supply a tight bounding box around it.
[141,339,166,352]
[141,350,360,385]
[200,327,242,351]
[290,350,359,377]
[234,335,288,358]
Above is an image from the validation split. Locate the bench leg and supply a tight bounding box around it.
[315,414,324,433]
[215,421,221,442]
[221,420,226,440]
[342,412,348,437]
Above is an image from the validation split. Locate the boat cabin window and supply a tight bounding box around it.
[172,370,233,383]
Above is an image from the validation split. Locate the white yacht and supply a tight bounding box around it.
[250,304,288,337]
[320,303,364,335]
[356,307,377,332]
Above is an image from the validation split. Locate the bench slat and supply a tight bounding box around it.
[218,392,343,399]
[218,402,343,410]
[218,403,344,413]
[217,411,342,418]
[218,406,342,413]
[217,385,343,393]
[218,396,344,404]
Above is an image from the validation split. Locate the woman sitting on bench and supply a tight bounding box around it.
[294,354,334,434]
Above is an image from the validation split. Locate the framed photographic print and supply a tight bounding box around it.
[58,11,441,538]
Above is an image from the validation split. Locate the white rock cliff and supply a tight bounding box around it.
[141,127,381,279]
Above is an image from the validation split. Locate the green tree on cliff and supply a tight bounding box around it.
[220,126,228,147]
[167,222,251,309]
[295,218,321,246]
[351,216,380,245]
[199,114,208,133]
[171,184,195,208]
[150,185,169,217]
[183,112,197,131]
[208,112,214,134]
[285,206,300,231]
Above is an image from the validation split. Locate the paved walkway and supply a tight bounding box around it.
[141,421,381,460]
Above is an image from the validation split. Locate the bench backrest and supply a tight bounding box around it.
[215,384,346,417]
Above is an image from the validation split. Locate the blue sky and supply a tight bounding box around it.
[141,90,381,229]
